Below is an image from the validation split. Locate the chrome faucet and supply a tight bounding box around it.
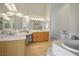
[0,29,15,36]
[71,35,79,40]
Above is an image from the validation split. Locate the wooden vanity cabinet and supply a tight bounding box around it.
[32,32,49,42]
[0,40,25,56]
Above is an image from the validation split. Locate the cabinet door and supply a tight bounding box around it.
[33,32,49,42]
[0,40,25,56]
[33,32,39,42]
[39,32,49,41]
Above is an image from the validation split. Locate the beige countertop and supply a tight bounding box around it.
[0,35,26,41]
[0,32,32,41]
[0,30,49,41]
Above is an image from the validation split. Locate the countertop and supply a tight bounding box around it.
[0,30,49,41]
[0,32,32,41]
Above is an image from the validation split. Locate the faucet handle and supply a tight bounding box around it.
[71,35,78,40]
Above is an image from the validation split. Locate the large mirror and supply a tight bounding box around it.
[4,20,11,29]
[0,17,3,30]
[0,16,11,30]
[30,20,44,30]
[0,14,49,33]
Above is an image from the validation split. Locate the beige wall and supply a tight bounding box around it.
[59,4,79,37]
[50,4,64,39]
[50,3,79,39]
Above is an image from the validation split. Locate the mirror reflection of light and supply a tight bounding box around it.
[31,17,45,21]
[1,12,14,16]
[1,13,11,21]
[4,3,13,11]
[1,13,6,16]
[11,3,17,11]
[6,12,14,16]
[4,3,17,12]
[16,12,23,17]
[24,16,29,19]
[3,16,11,21]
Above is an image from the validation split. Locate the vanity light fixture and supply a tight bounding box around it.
[11,3,17,12]
[6,12,14,16]
[3,16,11,21]
[7,12,12,14]
[31,17,45,21]
[24,16,29,19]
[1,12,14,16]
[1,13,11,21]
[15,12,23,17]
[4,3,13,11]
[4,3,17,12]
[1,13,6,16]
[23,16,30,23]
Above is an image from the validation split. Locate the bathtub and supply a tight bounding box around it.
[62,39,79,54]
[47,40,76,56]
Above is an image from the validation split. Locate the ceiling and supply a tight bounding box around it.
[0,3,9,14]
[51,3,65,14]
[0,3,49,18]
[15,3,48,17]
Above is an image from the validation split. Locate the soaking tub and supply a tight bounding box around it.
[62,39,79,55]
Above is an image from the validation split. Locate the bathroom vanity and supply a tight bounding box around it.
[0,40,25,56]
[0,30,49,56]
[0,33,26,56]
[0,11,50,55]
